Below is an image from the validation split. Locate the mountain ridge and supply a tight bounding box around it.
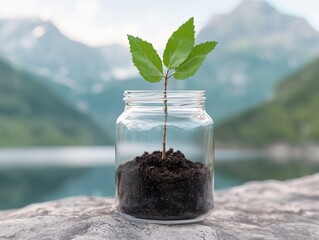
[0,57,111,146]
[0,18,132,92]
[198,0,319,50]
[1,0,319,142]
[216,57,319,146]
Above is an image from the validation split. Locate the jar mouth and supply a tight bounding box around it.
[125,90,205,93]
[124,90,206,108]
[124,90,205,99]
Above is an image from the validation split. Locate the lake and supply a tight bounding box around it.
[0,146,318,210]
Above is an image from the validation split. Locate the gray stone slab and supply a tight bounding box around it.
[0,174,319,240]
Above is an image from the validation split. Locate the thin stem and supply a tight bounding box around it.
[161,69,169,160]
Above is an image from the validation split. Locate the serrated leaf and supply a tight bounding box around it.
[173,41,217,80]
[163,17,195,69]
[127,35,163,82]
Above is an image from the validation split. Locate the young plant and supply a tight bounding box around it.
[128,17,217,160]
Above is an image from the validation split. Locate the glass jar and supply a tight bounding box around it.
[115,90,214,224]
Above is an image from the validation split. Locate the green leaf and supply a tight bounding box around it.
[174,41,217,80]
[127,35,163,82]
[163,17,195,69]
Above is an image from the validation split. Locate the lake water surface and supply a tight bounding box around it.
[1,146,318,210]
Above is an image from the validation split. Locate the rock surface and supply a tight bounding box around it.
[0,174,319,240]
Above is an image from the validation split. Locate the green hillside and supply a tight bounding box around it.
[216,58,319,147]
[0,58,111,146]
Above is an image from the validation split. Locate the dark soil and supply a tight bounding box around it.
[116,148,213,220]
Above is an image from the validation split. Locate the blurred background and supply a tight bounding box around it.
[0,0,319,210]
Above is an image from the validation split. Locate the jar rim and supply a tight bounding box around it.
[124,90,206,98]
[124,90,205,94]
[124,90,206,100]
[123,90,206,107]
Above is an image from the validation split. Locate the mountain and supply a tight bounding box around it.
[82,0,319,140]
[1,0,319,143]
[198,0,319,50]
[216,57,319,147]
[0,58,111,146]
[194,0,319,119]
[0,18,133,92]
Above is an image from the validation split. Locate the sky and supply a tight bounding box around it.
[0,0,318,49]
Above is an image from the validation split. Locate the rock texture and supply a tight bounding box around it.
[0,174,319,240]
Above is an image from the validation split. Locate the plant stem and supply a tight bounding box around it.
[161,69,169,160]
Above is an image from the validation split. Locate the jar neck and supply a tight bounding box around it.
[124,90,206,110]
